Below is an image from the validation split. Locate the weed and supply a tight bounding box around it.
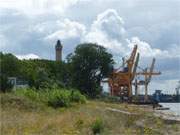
[75,119,84,128]
[70,90,86,103]
[143,126,153,135]
[91,117,104,134]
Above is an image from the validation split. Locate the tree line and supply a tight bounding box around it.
[0,43,114,97]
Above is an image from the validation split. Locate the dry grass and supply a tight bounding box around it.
[0,93,180,135]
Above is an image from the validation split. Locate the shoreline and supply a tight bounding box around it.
[154,110,180,122]
[131,103,180,122]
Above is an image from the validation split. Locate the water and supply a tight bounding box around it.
[159,103,180,116]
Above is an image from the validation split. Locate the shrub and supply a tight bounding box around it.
[91,118,104,134]
[13,88,86,108]
[48,90,71,108]
[14,88,39,101]
[70,90,86,103]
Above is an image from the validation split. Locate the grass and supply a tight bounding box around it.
[1,92,180,135]
[91,117,104,134]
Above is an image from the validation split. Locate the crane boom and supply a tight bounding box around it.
[147,58,155,83]
[132,53,139,81]
[129,45,138,62]
[127,45,138,75]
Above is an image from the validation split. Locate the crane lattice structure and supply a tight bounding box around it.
[107,45,161,102]
[134,58,161,101]
[108,45,139,101]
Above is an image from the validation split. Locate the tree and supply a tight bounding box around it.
[0,53,19,92]
[0,74,13,92]
[68,43,114,97]
[0,53,20,77]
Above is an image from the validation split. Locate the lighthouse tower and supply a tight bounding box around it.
[55,40,63,61]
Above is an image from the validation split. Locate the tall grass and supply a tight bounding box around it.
[14,88,86,108]
[91,117,104,134]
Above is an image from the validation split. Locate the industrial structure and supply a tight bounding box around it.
[108,45,139,100]
[107,45,161,102]
[134,58,161,101]
[55,40,63,61]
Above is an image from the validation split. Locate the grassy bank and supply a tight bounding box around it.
[1,91,180,135]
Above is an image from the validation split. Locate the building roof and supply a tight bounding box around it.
[55,40,62,48]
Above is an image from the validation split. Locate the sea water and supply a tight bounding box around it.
[159,103,180,116]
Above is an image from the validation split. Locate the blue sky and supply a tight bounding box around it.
[0,0,180,93]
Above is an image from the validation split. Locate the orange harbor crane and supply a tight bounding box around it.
[106,44,161,102]
[108,45,139,101]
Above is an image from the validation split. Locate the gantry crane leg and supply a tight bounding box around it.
[144,83,148,102]
[144,69,148,102]
[128,83,132,101]
[135,79,138,97]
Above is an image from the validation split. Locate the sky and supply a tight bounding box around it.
[0,0,180,94]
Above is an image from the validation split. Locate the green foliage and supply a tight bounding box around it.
[1,42,114,98]
[70,90,86,103]
[143,126,153,135]
[0,53,19,92]
[0,52,20,76]
[0,74,13,92]
[47,90,71,108]
[91,117,104,134]
[67,43,114,97]
[14,88,39,101]
[14,88,86,108]
[0,52,71,91]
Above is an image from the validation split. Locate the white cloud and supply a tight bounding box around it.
[82,9,127,54]
[45,19,86,41]
[0,0,80,15]
[82,9,178,59]
[16,53,40,60]
[127,37,170,58]
[92,9,125,39]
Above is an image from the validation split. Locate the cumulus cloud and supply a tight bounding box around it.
[82,9,127,54]
[0,0,80,15]
[45,19,86,41]
[15,53,40,60]
[127,37,170,58]
[82,9,172,59]
[91,9,125,40]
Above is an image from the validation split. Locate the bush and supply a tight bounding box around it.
[14,88,86,108]
[48,90,71,108]
[91,118,104,134]
[14,88,39,101]
[70,90,86,103]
